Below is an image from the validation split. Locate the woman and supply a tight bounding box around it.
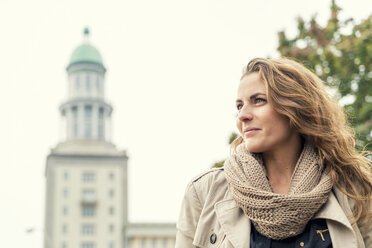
[175,58,372,248]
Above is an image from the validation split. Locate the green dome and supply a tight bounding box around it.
[69,43,103,66]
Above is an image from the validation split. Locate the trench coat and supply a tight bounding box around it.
[175,168,372,248]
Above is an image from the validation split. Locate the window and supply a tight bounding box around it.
[109,189,114,198]
[82,205,96,217]
[86,74,91,94]
[84,105,92,138]
[81,224,95,235]
[141,240,145,248]
[162,239,167,248]
[82,189,95,198]
[152,239,156,248]
[109,207,114,215]
[109,224,114,233]
[62,224,67,234]
[82,172,95,182]
[82,189,96,203]
[63,188,68,198]
[62,206,68,215]
[75,75,80,94]
[81,242,95,248]
[96,75,100,95]
[98,107,104,139]
[72,106,78,137]
[63,171,69,181]
[109,172,114,181]
[126,238,131,247]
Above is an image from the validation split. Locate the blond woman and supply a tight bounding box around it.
[176,58,372,248]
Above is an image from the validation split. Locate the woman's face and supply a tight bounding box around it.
[236,72,299,153]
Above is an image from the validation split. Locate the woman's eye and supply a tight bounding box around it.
[236,104,243,110]
[254,98,267,104]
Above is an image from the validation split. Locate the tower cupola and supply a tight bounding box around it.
[68,28,104,67]
[59,27,112,142]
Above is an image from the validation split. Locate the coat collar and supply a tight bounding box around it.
[313,190,353,228]
[215,198,251,248]
[313,190,358,248]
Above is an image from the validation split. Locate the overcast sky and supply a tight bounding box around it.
[2,0,372,247]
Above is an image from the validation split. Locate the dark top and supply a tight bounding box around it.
[250,219,332,248]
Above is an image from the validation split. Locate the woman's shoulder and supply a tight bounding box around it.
[189,167,227,189]
[177,168,232,247]
[185,167,229,205]
[190,167,226,184]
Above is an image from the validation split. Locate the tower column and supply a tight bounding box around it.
[106,112,112,142]
[66,107,72,139]
[92,104,99,139]
[78,103,84,138]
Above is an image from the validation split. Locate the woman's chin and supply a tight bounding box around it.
[244,142,264,153]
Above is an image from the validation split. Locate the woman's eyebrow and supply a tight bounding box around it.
[250,92,266,99]
[236,92,266,103]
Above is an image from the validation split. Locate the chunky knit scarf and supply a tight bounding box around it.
[224,142,333,240]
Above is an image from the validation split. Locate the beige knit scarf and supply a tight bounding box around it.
[224,142,333,240]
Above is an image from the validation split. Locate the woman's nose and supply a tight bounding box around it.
[238,106,253,122]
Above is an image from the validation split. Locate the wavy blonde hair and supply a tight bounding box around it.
[232,57,372,225]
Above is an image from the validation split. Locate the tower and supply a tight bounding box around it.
[44,28,128,248]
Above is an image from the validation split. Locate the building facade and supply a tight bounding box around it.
[44,28,176,248]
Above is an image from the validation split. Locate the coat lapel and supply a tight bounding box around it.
[215,199,251,248]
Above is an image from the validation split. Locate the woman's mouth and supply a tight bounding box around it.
[243,127,260,137]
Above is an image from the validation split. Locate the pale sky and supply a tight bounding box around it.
[1,0,372,247]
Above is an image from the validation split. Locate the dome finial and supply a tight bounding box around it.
[83,27,90,42]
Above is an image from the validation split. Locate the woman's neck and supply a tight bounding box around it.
[263,136,303,194]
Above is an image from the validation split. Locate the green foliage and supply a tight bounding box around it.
[228,132,238,145]
[277,0,372,151]
[212,159,225,168]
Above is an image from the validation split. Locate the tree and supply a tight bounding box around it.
[277,0,372,151]
[212,1,371,169]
